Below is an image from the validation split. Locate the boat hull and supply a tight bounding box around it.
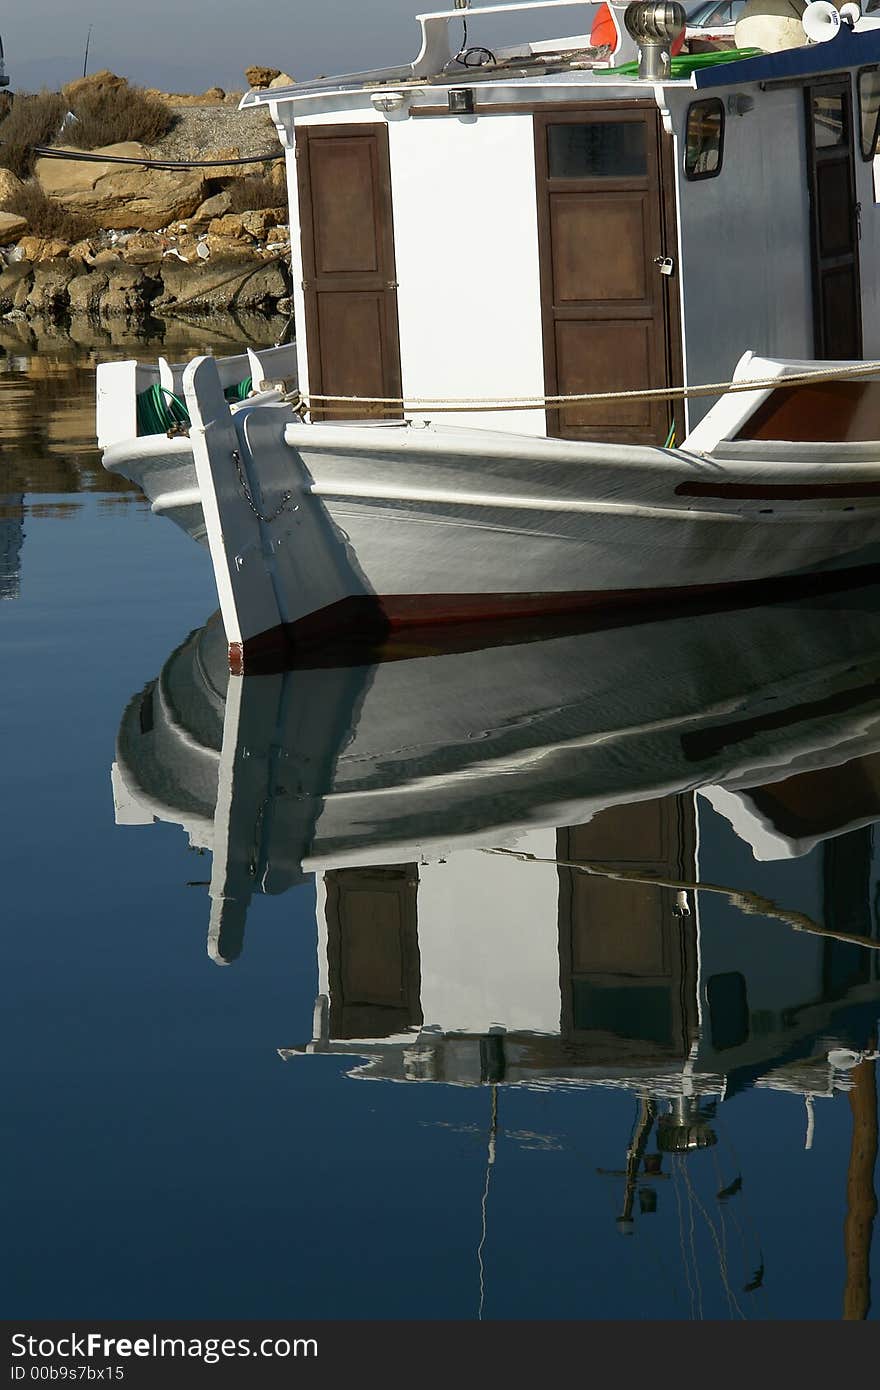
[104,357,880,665]
[225,390,880,664]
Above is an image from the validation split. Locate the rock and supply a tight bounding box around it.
[145,88,228,106]
[68,238,99,264]
[202,147,249,180]
[244,66,281,89]
[239,208,287,238]
[0,211,28,244]
[0,262,34,314]
[0,169,25,208]
[62,69,127,102]
[268,73,296,89]
[67,269,109,315]
[207,213,256,244]
[154,253,289,311]
[188,190,233,227]
[27,259,77,316]
[100,266,161,317]
[269,162,287,198]
[34,143,207,232]
[92,249,123,267]
[120,231,166,266]
[14,235,70,262]
[166,235,203,264]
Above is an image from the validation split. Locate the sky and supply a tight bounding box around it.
[2,0,432,95]
[1,0,610,95]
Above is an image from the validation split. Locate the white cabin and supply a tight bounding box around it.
[241,3,880,438]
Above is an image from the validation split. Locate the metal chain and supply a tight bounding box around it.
[231,449,292,524]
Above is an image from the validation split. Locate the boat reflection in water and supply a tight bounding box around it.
[112,581,880,1312]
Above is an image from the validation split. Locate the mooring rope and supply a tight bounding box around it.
[297,357,880,415]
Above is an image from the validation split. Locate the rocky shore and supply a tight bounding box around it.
[0,68,295,325]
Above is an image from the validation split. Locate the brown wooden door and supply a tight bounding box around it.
[324,865,422,1039]
[557,795,699,1061]
[295,122,403,419]
[535,106,680,445]
[805,78,863,360]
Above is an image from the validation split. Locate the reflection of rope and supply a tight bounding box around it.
[477,1084,498,1321]
[482,847,880,952]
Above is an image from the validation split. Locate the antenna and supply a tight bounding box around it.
[82,24,93,80]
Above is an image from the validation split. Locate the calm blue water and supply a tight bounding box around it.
[2,340,878,1322]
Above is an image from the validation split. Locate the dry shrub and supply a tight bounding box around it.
[67,82,173,149]
[4,180,99,241]
[225,173,283,212]
[0,91,68,177]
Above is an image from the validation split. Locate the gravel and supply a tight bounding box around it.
[147,105,282,164]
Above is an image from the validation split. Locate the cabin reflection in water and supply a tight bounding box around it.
[282,793,879,1157]
[0,493,24,600]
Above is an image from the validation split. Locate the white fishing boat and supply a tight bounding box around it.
[99,1,880,666]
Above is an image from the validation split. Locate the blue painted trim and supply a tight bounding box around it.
[694,28,880,89]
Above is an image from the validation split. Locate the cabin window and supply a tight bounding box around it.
[858,66,880,158]
[547,122,647,178]
[811,88,847,149]
[684,99,724,180]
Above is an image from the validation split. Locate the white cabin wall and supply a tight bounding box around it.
[673,85,813,431]
[415,831,561,1034]
[859,146,880,357]
[314,830,561,1035]
[388,114,547,435]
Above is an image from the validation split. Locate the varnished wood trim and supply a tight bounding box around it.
[411,98,658,118]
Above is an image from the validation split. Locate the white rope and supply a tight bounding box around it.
[300,357,880,415]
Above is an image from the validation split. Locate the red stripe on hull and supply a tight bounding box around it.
[228,562,880,673]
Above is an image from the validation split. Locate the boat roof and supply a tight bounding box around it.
[240,3,880,112]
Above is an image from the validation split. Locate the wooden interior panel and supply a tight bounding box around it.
[325,866,422,1039]
[550,194,647,302]
[309,138,379,274]
[822,266,861,361]
[742,751,880,842]
[317,291,388,407]
[554,320,652,428]
[567,801,667,861]
[569,878,667,974]
[816,159,854,259]
[341,894,407,1004]
[735,380,880,443]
